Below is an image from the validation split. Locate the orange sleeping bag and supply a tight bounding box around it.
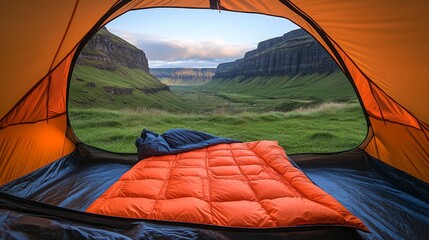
[87,141,367,230]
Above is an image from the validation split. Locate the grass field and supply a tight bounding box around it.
[70,102,367,154]
[69,68,367,154]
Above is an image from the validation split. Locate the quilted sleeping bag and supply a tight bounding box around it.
[87,141,367,230]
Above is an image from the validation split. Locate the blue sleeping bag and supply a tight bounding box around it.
[135,128,241,160]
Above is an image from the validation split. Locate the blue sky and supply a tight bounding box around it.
[107,8,298,68]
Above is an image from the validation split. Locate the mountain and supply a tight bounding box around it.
[76,27,149,71]
[150,68,216,86]
[70,27,184,111]
[214,29,339,78]
[204,29,357,111]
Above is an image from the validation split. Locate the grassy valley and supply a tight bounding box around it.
[71,102,366,154]
[70,73,367,154]
[69,28,367,155]
[70,68,367,154]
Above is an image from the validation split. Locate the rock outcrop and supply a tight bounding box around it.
[214,29,339,78]
[138,86,171,94]
[77,27,149,72]
[103,87,134,95]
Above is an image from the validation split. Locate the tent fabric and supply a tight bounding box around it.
[0,151,132,211]
[0,115,75,185]
[365,117,429,181]
[303,161,429,240]
[0,54,73,129]
[0,208,362,240]
[0,1,120,119]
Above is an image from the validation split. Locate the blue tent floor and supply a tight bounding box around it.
[304,166,429,239]
[1,153,428,239]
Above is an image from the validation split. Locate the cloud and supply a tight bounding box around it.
[138,37,251,61]
[108,29,253,67]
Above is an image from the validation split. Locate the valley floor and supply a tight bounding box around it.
[70,85,367,154]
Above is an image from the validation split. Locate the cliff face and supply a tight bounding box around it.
[214,29,339,78]
[71,27,175,110]
[77,27,149,72]
[150,68,216,85]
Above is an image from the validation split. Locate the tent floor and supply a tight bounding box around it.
[303,165,428,239]
[1,151,428,239]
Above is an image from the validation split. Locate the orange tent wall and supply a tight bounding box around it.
[365,118,429,181]
[0,115,75,185]
[0,0,122,184]
[0,56,76,185]
[0,55,73,129]
[0,0,428,184]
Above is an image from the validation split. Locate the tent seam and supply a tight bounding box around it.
[0,113,66,131]
[46,75,52,123]
[48,0,80,71]
[418,122,429,143]
[367,115,421,131]
[0,49,75,128]
[368,82,387,126]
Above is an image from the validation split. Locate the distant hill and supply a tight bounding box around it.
[150,68,216,86]
[70,27,184,111]
[204,29,357,110]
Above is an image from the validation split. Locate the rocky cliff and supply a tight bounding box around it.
[214,29,339,78]
[150,68,216,85]
[70,27,183,110]
[77,27,149,72]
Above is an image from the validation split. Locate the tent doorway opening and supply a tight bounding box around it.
[68,8,367,154]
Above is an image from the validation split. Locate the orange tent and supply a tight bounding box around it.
[0,1,428,239]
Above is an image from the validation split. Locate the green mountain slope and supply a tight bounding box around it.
[70,27,185,111]
[70,65,185,111]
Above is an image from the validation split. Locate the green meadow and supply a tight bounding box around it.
[69,68,367,154]
[70,102,367,154]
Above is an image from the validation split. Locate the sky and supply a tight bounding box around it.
[107,8,298,68]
